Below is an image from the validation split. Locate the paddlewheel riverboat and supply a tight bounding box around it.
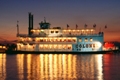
[15,13,118,53]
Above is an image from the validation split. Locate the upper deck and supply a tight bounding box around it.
[17,13,103,38]
[17,28,103,37]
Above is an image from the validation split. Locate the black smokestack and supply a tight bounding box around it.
[31,15,33,30]
[28,12,33,35]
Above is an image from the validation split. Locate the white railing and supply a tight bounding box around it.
[17,32,103,37]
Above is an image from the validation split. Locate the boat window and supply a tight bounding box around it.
[68,46,71,49]
[64,39,66,42]
[55,31,59,33]
[79,38,82,42]
[68,38,71,42]
[90,38,93,42]
[47,38,50,42]
[40,39,43,42]
[32,38,35,41]
[51,31,54,33]
[85,38,88,42]
[72,38,76,42]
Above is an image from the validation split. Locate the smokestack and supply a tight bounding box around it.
[31,15,33,29]
[28,12,33,35]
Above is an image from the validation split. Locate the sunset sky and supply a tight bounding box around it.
[0,0,120,42]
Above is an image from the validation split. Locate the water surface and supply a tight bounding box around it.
[0,52,120,80]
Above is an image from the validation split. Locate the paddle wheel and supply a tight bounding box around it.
[104,42,115,50]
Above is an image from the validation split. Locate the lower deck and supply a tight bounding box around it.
[17,35,104,52]
[17,42,103,52]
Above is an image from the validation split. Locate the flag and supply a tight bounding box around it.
[76,24,78,29]
[105,25,107,29]
[67,24,69,29]
[84,24,87,28]
[93,24,96,28]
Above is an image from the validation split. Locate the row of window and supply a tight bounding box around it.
[63,31,94,34]
[35,39,76,42]
[79,38,93,42]
[19,43,98,49]
[39,45,72,50]
[51,31,59,33]
[19,38,77,42]
[18,44,72,50]
[19,37,94,42]
[50,31,94,34]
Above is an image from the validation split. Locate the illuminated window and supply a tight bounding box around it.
[79,38,82,42]
[49,44,53,49]
[68,45,72,49]
[63,45,67,49]
[68,38,71,42]
[72,38,76,42]
[59,38,62,42]
[43,38,47,42]
[41,30,44,32]
[44,45,48,49]
[51,38,54,42]
[40,45,43,49]
[85,38,88,42]
[58,45,62,49]
[90,38,93,42]
[40,39,43,42]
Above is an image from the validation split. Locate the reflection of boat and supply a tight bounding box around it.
[6,13,119,53]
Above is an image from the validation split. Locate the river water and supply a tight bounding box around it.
[0,52,120,80]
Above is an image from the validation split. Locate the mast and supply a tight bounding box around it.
[28,12,34,35]
[17,20,19,35]
[44,17,46,23]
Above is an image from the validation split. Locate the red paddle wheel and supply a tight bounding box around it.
[104,42,115,50]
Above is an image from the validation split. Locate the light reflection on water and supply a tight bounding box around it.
[0,53,120,80]
[0,54,6,80]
